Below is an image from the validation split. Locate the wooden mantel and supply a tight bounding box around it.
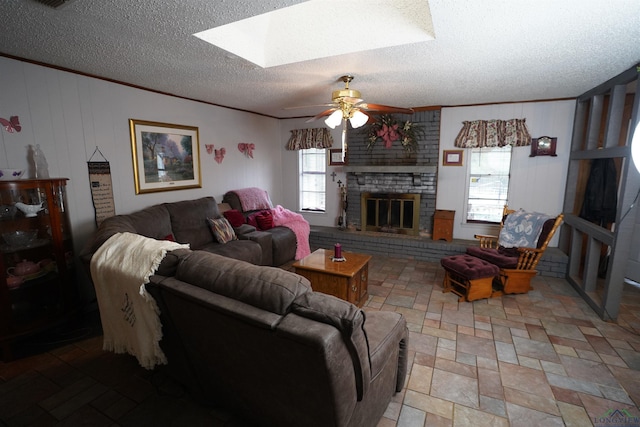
[343,165,437,185]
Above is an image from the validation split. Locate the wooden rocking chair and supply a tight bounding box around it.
[466,206,564,295]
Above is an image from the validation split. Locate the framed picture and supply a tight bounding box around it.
[329,149,347,166]
[530,136,558,157]
[129,119,202,194]
[443,150,463,166]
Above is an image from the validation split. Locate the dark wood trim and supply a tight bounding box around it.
[0,52,278,120]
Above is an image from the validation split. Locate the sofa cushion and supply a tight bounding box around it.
[465,247,519,269]
[165,197,219,249]
[199,240,262,265]
[441,254,501,279]
[175,251,311,315]
[207,217,237,243]
[223,209,246,228]
[80,204,172,259]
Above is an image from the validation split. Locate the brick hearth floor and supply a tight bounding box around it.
[1,256,640,426]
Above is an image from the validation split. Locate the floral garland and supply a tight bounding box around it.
[365,114,423,152]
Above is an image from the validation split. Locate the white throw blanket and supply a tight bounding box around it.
[90,232,189,369]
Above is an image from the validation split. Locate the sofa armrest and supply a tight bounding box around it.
[234,223,257,235]
[292,292,371,401]
[239,230,273,266]
[363,311,409,392]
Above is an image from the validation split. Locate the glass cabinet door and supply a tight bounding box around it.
[0,178,75,359]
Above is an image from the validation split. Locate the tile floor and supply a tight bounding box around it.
[1,256,640,426]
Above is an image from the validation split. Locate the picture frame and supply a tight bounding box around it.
[129,119,202,194]
[329,148,347,166]
[530,136,558,157]
[443,150,463,166]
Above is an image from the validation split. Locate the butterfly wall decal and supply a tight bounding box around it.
[238,142,255,158]
[0,116,21,133]
[214,148,226,164]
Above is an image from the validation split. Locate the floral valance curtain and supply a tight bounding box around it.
[286,128,334,150]
[454,119,531,148]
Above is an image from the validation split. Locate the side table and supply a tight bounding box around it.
[293,248,371,307]
[433,209,455,242]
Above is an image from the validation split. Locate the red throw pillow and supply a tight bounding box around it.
[223,209,245,228]
[256,210,274,230]
[247,212,259,228]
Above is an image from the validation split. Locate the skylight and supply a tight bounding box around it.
[193,0,434,68]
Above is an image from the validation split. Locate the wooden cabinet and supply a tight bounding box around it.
[433,210,455,242]
[0,179,77,360]
[293,249,370,307]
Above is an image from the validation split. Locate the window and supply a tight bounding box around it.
[466,146,512,223]
[299,148,326,212]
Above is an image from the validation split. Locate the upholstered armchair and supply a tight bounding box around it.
[466,206,564,295]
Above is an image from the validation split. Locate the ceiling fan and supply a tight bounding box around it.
[292,75,414,129]
[287,75,414,157]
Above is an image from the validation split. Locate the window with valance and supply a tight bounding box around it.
[286,128,334,150]
[454,119,531,148]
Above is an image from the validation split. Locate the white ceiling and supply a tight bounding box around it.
[1,0,639,120]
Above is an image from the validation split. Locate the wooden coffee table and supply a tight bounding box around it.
[293,248,371,307]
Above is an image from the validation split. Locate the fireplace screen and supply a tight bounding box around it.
[361,193,420,235]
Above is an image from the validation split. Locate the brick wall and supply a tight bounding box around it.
[345,110,441,234]
[309,226,568,278]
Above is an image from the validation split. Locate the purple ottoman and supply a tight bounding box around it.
[440,254,500,302]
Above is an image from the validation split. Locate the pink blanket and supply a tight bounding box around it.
[231,187,272,211]
[271,205,311,260]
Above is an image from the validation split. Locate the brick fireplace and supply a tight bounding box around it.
[344,110,440,235]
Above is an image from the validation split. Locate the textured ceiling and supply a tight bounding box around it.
[1,0,639,119]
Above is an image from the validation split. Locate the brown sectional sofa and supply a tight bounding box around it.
[81,196,410,426]
[81,196,291,267]
[147,249,409,426]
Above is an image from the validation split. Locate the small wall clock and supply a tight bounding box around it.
[530,136,557,157]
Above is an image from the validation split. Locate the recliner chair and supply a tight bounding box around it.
[465,205,563,295]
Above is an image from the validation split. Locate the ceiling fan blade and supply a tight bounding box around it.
[284,103,336,110]
[359,103,414,114]
[305,108,337,123]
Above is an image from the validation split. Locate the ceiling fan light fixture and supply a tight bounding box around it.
[349,110,369,128]
[325,110,343,129]
[332,89,362,104]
